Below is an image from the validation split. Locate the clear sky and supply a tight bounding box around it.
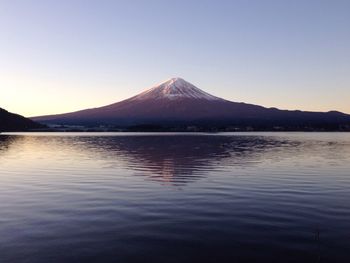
[1,0,349,117]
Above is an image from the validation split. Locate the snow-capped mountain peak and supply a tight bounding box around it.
[131,77,223,101]
[32,77,350,131]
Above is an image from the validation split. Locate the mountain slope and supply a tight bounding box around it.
[32,78,350,130]
[0,108,44,132]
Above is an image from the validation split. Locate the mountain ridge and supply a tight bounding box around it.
[129,78,224,101]
[32,78,350,131]
[0,108,44,132]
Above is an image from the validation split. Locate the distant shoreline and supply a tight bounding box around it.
[1,129,350,134]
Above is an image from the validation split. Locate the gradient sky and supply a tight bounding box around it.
[1,0,349,117]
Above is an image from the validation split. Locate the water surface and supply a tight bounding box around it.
[1,132,350,262]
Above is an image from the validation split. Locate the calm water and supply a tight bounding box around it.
[0,132,350,263]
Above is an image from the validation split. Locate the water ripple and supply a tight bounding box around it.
[1,132,350,262]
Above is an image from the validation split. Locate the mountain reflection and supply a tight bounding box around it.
[0,135,22,153]
[78,135,300,184]
[0,134,301,185]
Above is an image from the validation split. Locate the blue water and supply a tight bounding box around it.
[0,132,350,263]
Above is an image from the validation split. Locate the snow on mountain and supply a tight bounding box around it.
[31,77,350,130]
[131,77,223,101]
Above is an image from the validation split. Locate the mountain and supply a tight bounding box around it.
[32,78,350,131]
[0,108,44,132]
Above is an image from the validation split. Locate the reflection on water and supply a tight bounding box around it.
[1,133,350,262]
[0,134,302,185]
[76,135,302,184]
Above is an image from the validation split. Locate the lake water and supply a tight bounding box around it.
[0,132,350,263]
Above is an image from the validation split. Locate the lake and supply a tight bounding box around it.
[0,132,350,263]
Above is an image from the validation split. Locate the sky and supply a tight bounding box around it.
[0,0,349,117]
